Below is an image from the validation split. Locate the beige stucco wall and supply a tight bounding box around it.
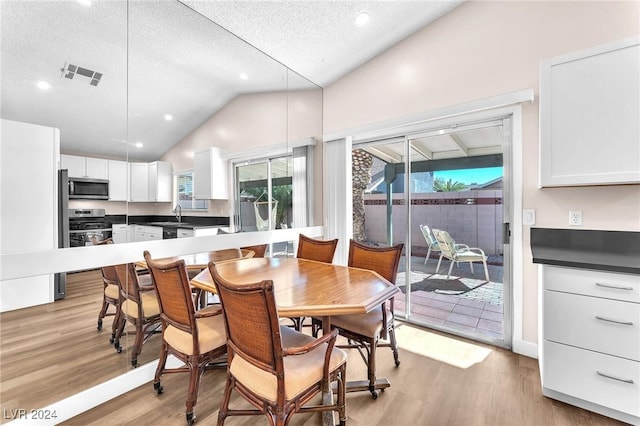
[323,1,640,346]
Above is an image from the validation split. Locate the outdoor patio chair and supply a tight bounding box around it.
[432,229,490,282]
[419,224,441,264]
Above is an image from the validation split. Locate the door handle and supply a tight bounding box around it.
[502,222,511,244]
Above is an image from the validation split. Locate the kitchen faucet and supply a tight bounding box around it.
[173,204,182,223]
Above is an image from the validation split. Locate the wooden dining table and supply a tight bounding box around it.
[135,248,254,271]
[190,256,400,424]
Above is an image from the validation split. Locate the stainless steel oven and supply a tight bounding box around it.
[68,209,112,247]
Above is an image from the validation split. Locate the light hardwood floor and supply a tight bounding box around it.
[1,270,626,426]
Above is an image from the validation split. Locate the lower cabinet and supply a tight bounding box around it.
[177,228,194,238]
[540,265,640,424]
[111,224,128,244]
[133,225,163,242]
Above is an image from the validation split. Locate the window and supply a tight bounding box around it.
[176,171,207,210]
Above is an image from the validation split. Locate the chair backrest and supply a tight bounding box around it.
[432,229,457,259]
[209,262,282,374]
[296,234,338,263]
[92,238,118,284]
[241,244,268,258]
[348,239,404,284]
[419,225,437,248]
[113,262,144,305]
[144,251,196,337]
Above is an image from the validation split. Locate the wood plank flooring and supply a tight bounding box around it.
[1,271,627,426]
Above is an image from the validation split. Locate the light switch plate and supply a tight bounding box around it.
[523,209,536,226]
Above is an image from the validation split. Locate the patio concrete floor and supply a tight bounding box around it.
[395,255,505,342]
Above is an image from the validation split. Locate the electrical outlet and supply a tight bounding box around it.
[569,210,583,226]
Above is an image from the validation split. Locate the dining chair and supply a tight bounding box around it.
[314,239,403,399]
[93,238,119,338]
[144,251,227,426]
[432,229,490,281]
[292,234,339,330]
[240,243,268,258]
[112,262,162,367]
[208,262,347,426]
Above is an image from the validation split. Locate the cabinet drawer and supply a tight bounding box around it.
[544,265,640,303]
[543,340,640,417]
[544,290,640,361]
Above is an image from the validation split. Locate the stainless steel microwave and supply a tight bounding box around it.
[68,177,109,200]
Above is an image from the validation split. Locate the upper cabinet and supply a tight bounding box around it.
[129,160,172,202]
[61,154,108,180]
[108,160,128,201]
[194,147,228,200]
[539,37,640,187]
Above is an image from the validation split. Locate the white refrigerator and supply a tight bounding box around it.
[0,119,60,312]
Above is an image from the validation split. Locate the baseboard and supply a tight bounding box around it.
[5,357,182,425]
[543,387,639,425]
[512,337,538,359]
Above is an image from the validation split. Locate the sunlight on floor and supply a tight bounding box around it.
[395,324,492,369]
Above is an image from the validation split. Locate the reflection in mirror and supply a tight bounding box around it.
[0,0,323,418]
[0,0,130,415]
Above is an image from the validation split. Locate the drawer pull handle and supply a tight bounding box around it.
[596,371,634,384]
[595,282,633,291]
[595,315,634,326]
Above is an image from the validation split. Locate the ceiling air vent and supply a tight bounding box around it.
[61,62,102,86]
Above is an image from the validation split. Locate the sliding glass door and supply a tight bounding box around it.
[351,118,511,347]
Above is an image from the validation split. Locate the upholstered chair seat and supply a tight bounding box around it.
[163,312,226,355]
[230,326,347,401]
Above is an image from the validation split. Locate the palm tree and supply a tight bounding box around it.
[433,177,467,192]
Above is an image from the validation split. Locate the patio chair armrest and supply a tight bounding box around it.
[467,247,487,257]
[454,243,470,250]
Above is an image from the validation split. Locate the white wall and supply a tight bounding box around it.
[323,1,640,346]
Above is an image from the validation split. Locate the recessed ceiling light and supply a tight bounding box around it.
[239,73,248,80]
[76,0,92,6]
[37,81,51,90]
[355,11,370,27]
[134,142,143,148]
[164,114,173,121]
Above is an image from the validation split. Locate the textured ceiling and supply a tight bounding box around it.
[0,0,463,161]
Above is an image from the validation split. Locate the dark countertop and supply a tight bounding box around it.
[531,228,640,275]
[106,215,229,229]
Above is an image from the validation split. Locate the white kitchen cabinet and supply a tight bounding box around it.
[129,161,172,202]
[108,160,128,201]
[111,224,128,244]
[129,163,149,202]
[194,147,228,200]
[133,225,163,242]
[539,36,640,187]
[177,228,194,238]
[540,265,640,424]
[61,154,108,179]
[148,161,172,202]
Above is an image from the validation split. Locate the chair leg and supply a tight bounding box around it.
[217,376,234,426]
[153,341,168,395]
[482,260,490,282]
[367,338,378,399]
[97,298,109,330]
[435,255,443,274]
[185,358,201,426]
[114,314,126,353]
[110,303,121,344]
[131,321,144,367]
[388,325,400,367]
[446,261,455,280]
[424,247,432,265]
[469,261,475,274]
[337,364,347,426]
